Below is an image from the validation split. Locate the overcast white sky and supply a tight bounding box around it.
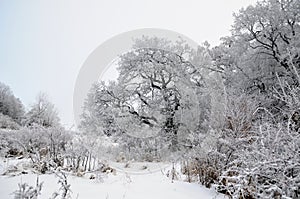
[0,0,258,128]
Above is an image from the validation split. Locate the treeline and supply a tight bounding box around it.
[0,83,59,129]
[0,82,24,129]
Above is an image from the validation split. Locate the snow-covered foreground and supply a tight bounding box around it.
[0,160,226,199]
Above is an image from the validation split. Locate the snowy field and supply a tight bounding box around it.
[0,159,226,199]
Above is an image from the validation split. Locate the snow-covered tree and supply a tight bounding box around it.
[23,93,60,128]
[233,0,300,72]
[80,37,212,157]
[225,0,300,96]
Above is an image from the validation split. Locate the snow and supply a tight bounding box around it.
[0,159,227,199]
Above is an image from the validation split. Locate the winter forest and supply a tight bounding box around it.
[1,0,300,198]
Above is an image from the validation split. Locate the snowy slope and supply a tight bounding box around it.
[0,160,227,199]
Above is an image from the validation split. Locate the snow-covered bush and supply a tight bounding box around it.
[0,113,20,129]
[215,82,300,198]
[218,122,300,198]
[13,176,43,199]
[0,129,23,157]
[180,148,223,188]
[0,125,72,173]
[51,171,72,199]
[13,172,73,199]
[16,126,70,168]
[183,93,258,189]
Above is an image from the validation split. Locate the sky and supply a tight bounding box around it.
[0,0,258,128]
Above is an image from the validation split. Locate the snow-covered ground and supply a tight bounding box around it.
[0,159,227,199]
